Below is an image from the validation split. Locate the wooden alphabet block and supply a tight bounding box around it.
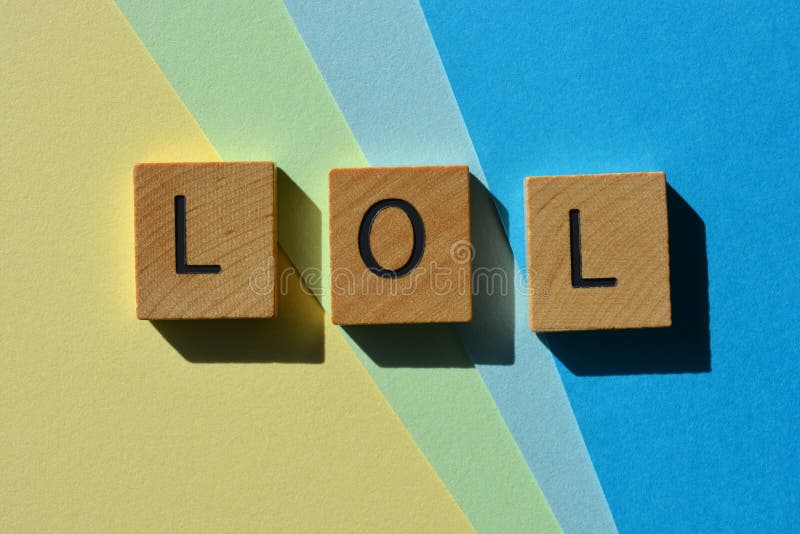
[329,166,472,325]
[134,162,276,319]
[525,172,671,331]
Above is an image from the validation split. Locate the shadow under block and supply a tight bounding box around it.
[329,166,472,325]
[525,172,671,331]
[134,162,276,319]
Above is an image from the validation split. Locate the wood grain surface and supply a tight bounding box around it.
[134,162,276,319]
[525,172,671,331]
[329,166,472,324]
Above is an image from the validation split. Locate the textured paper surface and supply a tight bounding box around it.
[115,1,558,531]
[0,3,472,531]
[283,2,615,532]
[421,0,800,530]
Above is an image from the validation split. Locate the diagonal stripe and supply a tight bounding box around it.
[282,1,616,532]
[115,0,559,531]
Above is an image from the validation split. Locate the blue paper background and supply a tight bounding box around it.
[421,0,799,530]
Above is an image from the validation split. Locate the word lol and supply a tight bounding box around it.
[134,162,671,331]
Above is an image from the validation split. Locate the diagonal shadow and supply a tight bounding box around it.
[456,174,515,365]
[539,184,711,375]
[152,247,324,363]
[344,323,473,368]
[276,166,323,295]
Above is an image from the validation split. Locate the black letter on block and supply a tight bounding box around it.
[358,199,425,279]
[569,209,616,288]
[174,195,221,274]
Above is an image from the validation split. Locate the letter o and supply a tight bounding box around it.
[358,199,425,278]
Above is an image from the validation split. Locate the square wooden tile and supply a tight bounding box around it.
[134,162,276,319]
[329,166,472,325]
[525,172,671,331]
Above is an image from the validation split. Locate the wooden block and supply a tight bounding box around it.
[329,166,472,325]
[525,172,671,331]
[134,162,276,319]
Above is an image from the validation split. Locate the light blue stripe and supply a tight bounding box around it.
[284,2,616,532]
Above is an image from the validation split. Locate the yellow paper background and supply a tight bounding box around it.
[0,2,471,531]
